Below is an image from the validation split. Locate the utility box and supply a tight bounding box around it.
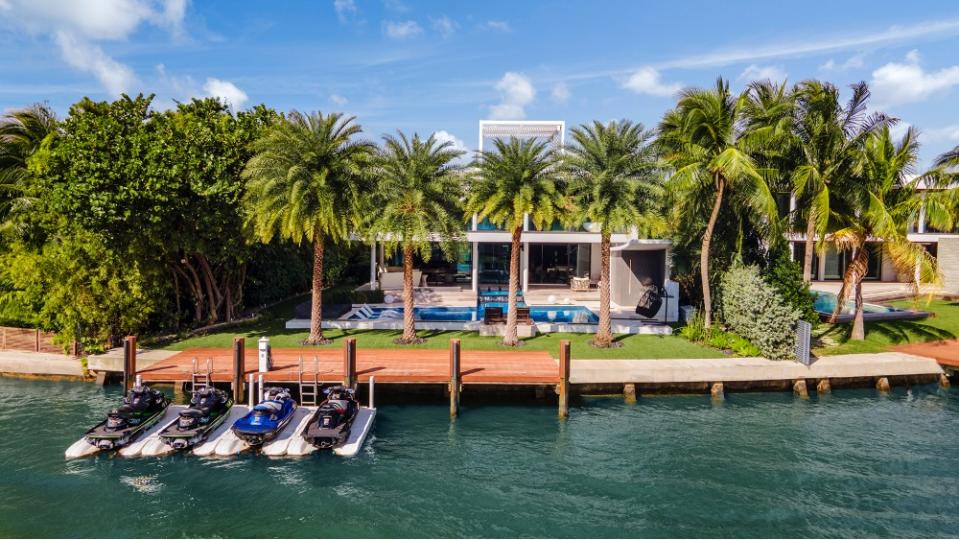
[258,336,271,373]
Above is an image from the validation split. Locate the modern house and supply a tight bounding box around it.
[366,120,680,324]
[786,178,959,292]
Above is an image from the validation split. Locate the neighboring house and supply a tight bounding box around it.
[366,120,680,322]
[786,178,959,291]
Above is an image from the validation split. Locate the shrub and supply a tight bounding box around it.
[765,252,819,326]
[720,263,801,361]
[678,309,762,356]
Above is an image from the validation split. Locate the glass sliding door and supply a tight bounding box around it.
[528,243,591,284]
[478,243,511,286]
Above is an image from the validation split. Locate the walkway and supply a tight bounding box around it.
[138,347,559,385]
[893,340,959,370]
[0,350,84,377]
[571,352,943,384]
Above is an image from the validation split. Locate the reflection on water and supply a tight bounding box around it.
[0,377,958,538]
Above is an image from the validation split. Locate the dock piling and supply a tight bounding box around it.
[816,378,832,394]
[343,337,357,388]
[232,337,245,403]
[558,340,570,418]
[122,336,137,393]
[876,377,891,393]
[624,383,637,404]
[710,382,724,399]
[940,373,951,389]
[449,339,461,418]
[248,373,255,407]
[793,379,809,398]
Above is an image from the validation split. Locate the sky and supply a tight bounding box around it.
[2,0,959,166]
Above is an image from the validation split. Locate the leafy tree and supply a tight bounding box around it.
[368,132,465,344]
[465,137,564,346]
[563,120,664,347]
[0,104,58,233]
[243,111,376,345]
[658,78,777,330]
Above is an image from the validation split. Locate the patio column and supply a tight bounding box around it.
[521,240,529,293]
[369,241,377,290]
[471,241,479,293]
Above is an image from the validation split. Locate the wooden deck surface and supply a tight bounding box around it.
[137,347,560,385]
[893,340,959,369]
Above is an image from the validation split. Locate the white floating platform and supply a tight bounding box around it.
[333,407,376,458]
[193,406,249,457]
[262,406,316,457]
[64,405,185,460]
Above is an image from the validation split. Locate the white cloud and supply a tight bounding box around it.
[333,0,356,22]
[383,20,422,39]
[738,64,787,82]
[481,20,510,32]
[330,94,348,106]
[0,0,187,96]
[871,50,959,107]
[203,78,248,110]
[821,53,865,72]
[551,82,570,104]
[923,124,959,143]
[621,67,681,97]
[431,16,457,38]
[432,130,470,162]
[55,30,136,95]
[489,72,535,120]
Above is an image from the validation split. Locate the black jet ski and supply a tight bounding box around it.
[303,386,359,449]
[159,387,233,450]
[84,385,169,450]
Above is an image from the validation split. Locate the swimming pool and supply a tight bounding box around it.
[812,291,928,322]
[349,305,599,324]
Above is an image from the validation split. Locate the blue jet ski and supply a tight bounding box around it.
[231,387,297,446]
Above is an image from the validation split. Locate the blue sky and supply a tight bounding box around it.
[2,0,959,165]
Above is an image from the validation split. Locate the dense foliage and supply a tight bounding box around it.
[720,264,801,360]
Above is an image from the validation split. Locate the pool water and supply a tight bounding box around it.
[2,378,958,537]
[350,305,599,324]
[812,290,902,315]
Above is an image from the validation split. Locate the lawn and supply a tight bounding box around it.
[813,298,959,356]
[163,296,724,360]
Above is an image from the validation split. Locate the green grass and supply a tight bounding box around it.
[164,296,723,360]
[814,298,959,356]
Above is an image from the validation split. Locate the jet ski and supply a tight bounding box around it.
[303,385,359,449]
[84,384,169,450]
[159,387,233,450]
[231,387,297,446]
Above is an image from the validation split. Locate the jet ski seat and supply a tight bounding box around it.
[180,408,206,418]
[327,399,348,413]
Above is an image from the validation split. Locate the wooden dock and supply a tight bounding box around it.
[138,346,561,386]
[893,340,959,370]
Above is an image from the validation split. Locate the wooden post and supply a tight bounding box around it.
[35,328,40,352]
[793,379,809,398]
[232,337,245,403]
[816,378,832,394]
[449,339,461,417]
[343,337,357,388]
[710,382,724,399]
[876,377,891,393]
[624,383,637,404]
[122,336,136,393]
[940,373,951,389]
[558,340,570,418]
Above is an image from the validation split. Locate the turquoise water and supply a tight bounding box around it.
[2,377,959,538]
[350,305,599,324]
[812,291,901,315]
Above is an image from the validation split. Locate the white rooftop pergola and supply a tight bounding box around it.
[478,120,564,152]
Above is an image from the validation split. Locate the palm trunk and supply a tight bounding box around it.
[594,231,614,347]
[802,208,817,283]
[701,174,726,330]
[399,244,419,343]
[306,227,330,345]
[828,244,869,329]
[503,226,523,346]
[852,279,865,341]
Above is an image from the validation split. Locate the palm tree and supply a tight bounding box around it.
[368,132,465,344]
[658,78,776,330]
[563,120,664,347]
[787,81,889,283]
[0,104,58,227]
[243,111,375,345]
[465,137,564,346]
[827,126,937,340]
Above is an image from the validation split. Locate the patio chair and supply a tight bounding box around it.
[483,307,505,325]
